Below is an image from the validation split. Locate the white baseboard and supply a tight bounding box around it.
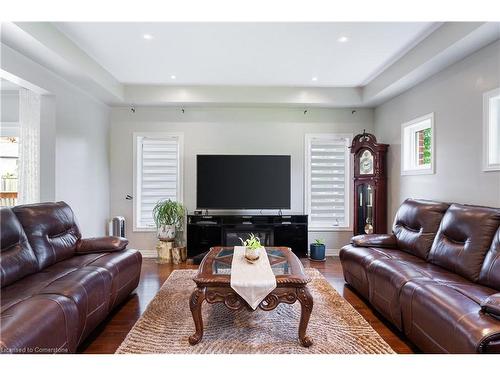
[140,249,157,258]
[325,248,340,257]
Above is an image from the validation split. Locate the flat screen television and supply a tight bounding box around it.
[197,155,291,209]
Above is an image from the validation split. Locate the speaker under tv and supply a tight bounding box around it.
[196,155,291,210]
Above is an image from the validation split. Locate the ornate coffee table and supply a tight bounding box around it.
[189,246,313,347]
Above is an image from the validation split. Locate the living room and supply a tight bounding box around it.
[1,0,500,372]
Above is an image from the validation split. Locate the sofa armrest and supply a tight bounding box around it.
[482,294,500,320]
[351,234,398,249]
[76,236,128,254]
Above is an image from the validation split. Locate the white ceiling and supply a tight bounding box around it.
[54,22,438,87]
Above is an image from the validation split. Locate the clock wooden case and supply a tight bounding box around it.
[350,131,389,236]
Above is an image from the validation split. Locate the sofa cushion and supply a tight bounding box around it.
[0,252,129,312]
[41,267,112,343]
[339,244,425,300]
[1,264,112,346]
[1,264,112,345]
[13,202,82,270]
[366,258,461,329]
[392,199,450,259]
[0,294,80,353]
[0,249,141,349]
[0,254,111,313]
[479,226,500,290]
[85,249,142,310]
[0,207,39,287]
[428,204,500,282]
[400,279,500,353]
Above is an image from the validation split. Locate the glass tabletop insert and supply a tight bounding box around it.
[212,247,291,275]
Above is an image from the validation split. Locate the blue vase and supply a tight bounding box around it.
[309,244,326,261]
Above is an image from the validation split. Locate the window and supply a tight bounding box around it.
[133,133,183,231]
[305,133,352,231]
[483,88,500,171]
[1,83,41,206]
[401,113,434,175]
[0,135,19,207]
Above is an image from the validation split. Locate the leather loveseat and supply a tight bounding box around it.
[340,199,500,353]
[0,201,142,353]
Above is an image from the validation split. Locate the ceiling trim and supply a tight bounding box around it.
[122,85,364,107]
[363,22,500,106]
[359,22,444,86]
[2,22,498,108]
[1,22,124,102]
[0,68,50,95]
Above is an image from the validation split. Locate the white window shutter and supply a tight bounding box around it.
[134,134,183,230]
[305,134,351,230]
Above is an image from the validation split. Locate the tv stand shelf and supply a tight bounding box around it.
[187,214,308,257]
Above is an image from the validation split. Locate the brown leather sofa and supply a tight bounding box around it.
[340,199,500,353]
[0,201,142,353]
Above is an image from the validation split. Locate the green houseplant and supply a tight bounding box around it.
[239,233,263,262]
[309,238,326,262]
[152,199,185,241]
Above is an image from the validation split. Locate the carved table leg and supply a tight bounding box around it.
[188,287,206,345]
[297,287,313,347]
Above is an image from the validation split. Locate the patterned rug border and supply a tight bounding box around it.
[116,268,395,354]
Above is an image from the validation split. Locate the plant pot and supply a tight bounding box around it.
[157,224,176,241]
[244,246,261,261]
[309,244,326,261]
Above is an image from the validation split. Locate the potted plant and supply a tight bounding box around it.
[239,233,263,263]
[152,199,185,241]
[309,239,326,261]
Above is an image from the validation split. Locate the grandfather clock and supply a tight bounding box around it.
[350,131,389,235]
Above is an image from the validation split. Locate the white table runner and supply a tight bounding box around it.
[230,246,277,310]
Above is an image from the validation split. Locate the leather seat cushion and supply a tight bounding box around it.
[339,244,424,300]
[0,250,141,346]
[0,207,39,287]
[428,204,500,282]
[0,294,80,353]
[84,249,142,310]
[40,267,112,343]
[400,279,500,353]
[367,258,495,330]
[1,253,114,312]
[1,251,141,311]
[479,226,500,290]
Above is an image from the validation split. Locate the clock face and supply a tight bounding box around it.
[359,150,374,175]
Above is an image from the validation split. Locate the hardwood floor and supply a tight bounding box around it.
[78,257,417,354]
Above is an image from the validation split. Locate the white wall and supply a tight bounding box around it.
[1,91,19,122]
[1,44,111,236]
[375,40,500,227]
[110,106,374,253]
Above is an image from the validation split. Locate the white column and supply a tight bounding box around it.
[18,88,41,204]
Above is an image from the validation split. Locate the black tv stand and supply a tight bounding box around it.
[187,214,308,258]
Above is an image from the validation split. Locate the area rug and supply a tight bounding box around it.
[116,268,394,354]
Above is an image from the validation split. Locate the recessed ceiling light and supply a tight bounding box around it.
[170,75,176,80]
[312,77,318,81]
[338,36,349,43]
[143,34,153,40]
